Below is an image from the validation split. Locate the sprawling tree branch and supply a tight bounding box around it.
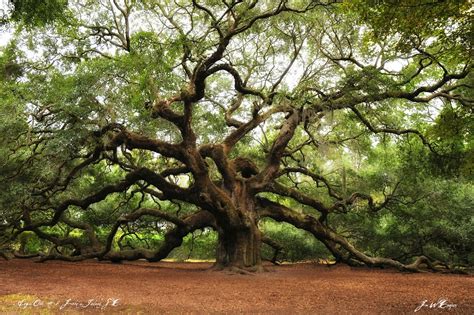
[257,197,441,272]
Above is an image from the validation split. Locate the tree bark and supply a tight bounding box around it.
[212,182,263,272]
[214,222,262,271]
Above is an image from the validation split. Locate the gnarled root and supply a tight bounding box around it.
[210,262,266,275]
[0,250,13,260]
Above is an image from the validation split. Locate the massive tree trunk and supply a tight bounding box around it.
[213,181,263,272]
[215,220,262,271]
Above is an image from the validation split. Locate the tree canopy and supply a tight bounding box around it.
[0,0,472,272]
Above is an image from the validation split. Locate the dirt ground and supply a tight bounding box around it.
[0,259,472,314]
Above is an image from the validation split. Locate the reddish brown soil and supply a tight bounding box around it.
[0,259,472,314]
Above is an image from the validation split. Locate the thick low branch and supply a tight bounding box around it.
[262,235,283,265]
[36,209,213,263]
[256,197,441,272]
[20,166,197,234]
[61,215,101,250]
[104,210,214,262]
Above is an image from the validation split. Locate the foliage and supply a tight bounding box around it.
[261,220,330,262]
[7,0,68,26]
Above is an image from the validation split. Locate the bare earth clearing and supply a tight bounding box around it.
[0,259,472,314]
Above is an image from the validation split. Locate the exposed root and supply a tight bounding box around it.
[263,257,281,266]
[209,263,266,275]
[0,250,13,260]
[13,252,41,259]
[225,267,256,275]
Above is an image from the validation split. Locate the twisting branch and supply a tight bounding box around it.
[264,182,329,216]
[251,109,301,188]
[278,167,342,200]
[256,197,444,272]
[36,209,214,263]
[100,123,186,161]
[19,165,200,235]
[350,106,437,153]
[223,105,291,151]
[207,64,268,100]
[104,210,214,262]
[262,235,283,265]
[330,181,401,213]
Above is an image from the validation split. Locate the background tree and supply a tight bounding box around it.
[0,0,472,272]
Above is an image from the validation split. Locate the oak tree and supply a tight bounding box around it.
[0,0,472,272]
